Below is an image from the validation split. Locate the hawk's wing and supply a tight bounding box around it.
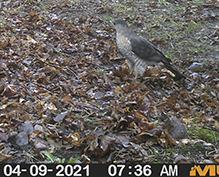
[129,36,171,63]
[129,35,186,79]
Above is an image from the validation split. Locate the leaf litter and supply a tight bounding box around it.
[0,0,218,163]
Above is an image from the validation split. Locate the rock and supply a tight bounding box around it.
[167,118,186,140]
[16,132,28,146]
[188,62,204,71]
[19,120,33,135]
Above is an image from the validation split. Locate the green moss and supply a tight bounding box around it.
[150,147,177,163]
[187,126,219,144]
[179,143,206,156]
[165,147,177,154]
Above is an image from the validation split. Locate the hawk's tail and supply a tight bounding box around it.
[162,60,186,80]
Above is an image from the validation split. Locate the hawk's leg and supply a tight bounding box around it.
[126,59,135,75]
[133,59,148,79]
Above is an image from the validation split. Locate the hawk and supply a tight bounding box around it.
[113,19,186,80]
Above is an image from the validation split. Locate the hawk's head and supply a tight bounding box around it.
[113,19,129,27]
[113,19,130,35]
